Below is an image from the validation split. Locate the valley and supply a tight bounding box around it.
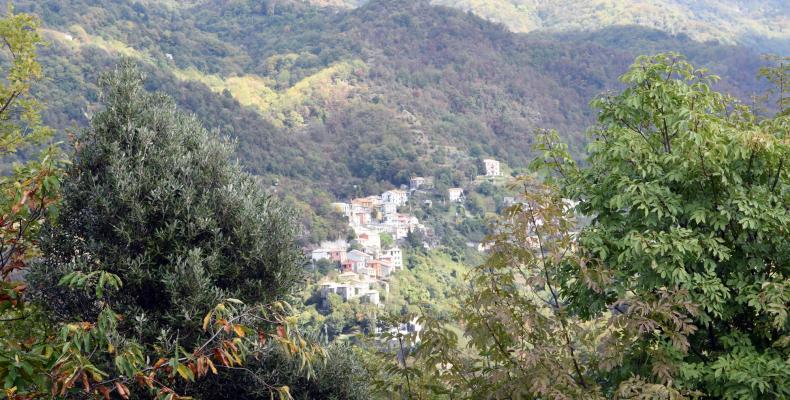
[2,0,788,398]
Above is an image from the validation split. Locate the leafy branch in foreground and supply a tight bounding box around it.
[0,3,62,307]
[51,270,325,400]
[0,6,67,399]
[2,263,323,399]
[558,53,790,399]
[369,53,790,400]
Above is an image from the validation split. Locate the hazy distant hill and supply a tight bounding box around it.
[431,0,789,53]
[304,0,790,53]
[18,0,773,200]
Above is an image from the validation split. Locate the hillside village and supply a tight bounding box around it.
[309,159,505,308]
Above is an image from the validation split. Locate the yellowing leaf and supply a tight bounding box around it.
[202,311,212,331]
[176,364,194,381]
[205,358,218,375]
[232,325,246,337]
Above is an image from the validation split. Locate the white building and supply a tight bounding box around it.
[380,260,396,278]
[319,273,381,305]
[381,202,397,216]
[320,283,379,305]
[347,250,372,272]
[320,282,353,301]
[409,177,426,190]
[381,247,403,270]
[448,188,465,202]
[311,248,330,262]
[382,190,409,206]
[360,290,380,305]
[310,240,349,262]
[409,176,433,191]
[382,317,424,346]
[318,239,346,251]
[356,231,381,253]
[482,159,501,177]
[477,242,494,253]
[382,220,409,239]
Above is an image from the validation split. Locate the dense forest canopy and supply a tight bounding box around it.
[15,0,774,199]
[298,0,790,54]
[8,0,777,247]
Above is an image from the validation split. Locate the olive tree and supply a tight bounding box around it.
[28,61,320,398]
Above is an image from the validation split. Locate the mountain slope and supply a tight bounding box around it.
[432,0,789,52]
[20,0,771,200]
[314,0,790,53]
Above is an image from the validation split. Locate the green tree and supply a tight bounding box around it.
[27,61,321,399]
[0,12,269,400]
[31,59,304,331]
[549,53,790,398]
[405,229,426,253]
[0,6,64,397]
[465,193,485,217]
[380,232,395,249]
[397,53,790,399]
[758,55,789,116]
[0,5,60,291]
[200,343,373,400]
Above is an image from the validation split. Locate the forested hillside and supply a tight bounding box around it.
[21,1,770,193]
[14,0,775,244]
[279,0,790,53]
[12,0,776,243]
[433,0,790,53]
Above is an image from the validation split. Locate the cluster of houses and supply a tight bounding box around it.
[311,181,429,307]
[311,158,505,307]
[331,189,425,241]
[312,239,404,279]
[318,271,383,306]
[311,237,403,306]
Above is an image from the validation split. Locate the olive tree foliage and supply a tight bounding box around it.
[23,60,322,399]
[381,53,790,399]
[31,59,304,333]
[194,343,373,400]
